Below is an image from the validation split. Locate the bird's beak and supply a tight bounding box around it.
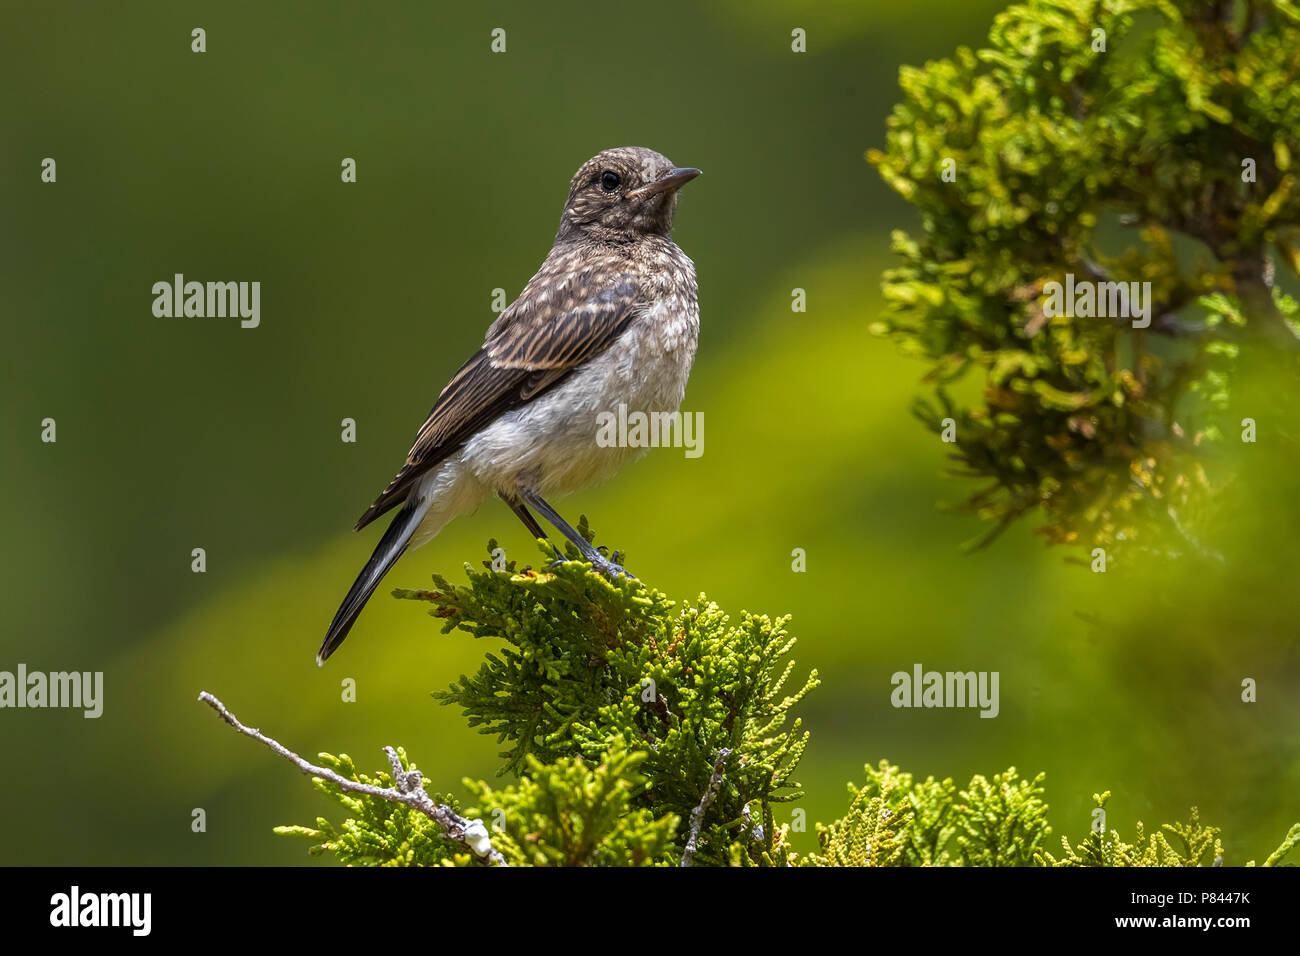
[626,166,702,199]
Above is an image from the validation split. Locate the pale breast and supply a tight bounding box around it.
[461,253,699,499]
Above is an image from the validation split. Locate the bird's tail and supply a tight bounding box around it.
[317,495,430,665]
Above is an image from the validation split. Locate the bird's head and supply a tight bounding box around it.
[557,146,701,241]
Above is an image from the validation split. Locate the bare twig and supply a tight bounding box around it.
[197,691,506,866]
[680,747,732,867]
[741,802,765,843]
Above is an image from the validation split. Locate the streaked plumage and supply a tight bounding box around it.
[319,147,701,664]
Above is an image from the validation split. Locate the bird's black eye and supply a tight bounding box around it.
[600,171,621,192]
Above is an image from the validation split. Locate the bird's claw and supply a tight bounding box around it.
[545,553,635,580]
[592,554,635,580]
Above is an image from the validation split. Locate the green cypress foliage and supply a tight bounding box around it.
[275,537,1297,866]
[868,0,1300,551]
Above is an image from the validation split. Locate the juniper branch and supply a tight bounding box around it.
[1263,823,1300,867]
[197,691,506,866]
[680,747,732,867]
[742,801,765,843]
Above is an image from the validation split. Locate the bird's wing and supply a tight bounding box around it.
[353,275,644,530]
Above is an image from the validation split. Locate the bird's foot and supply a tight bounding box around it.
[591,552,635,580]
[546,552,635,580]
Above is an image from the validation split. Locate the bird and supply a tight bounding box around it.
[317,146,701,664]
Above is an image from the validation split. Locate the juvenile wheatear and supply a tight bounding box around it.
[318,146,701,663]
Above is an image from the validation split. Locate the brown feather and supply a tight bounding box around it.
[353,272,644,530]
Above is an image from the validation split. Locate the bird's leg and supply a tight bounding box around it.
[519,490,635,579]
[499,492,564,562]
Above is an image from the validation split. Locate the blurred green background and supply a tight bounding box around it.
[3,0,1296,865]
